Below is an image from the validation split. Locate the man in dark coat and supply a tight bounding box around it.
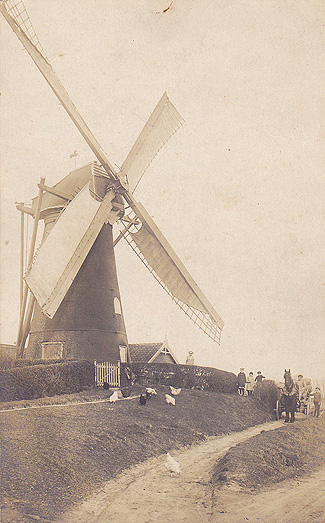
[237,368,246,395]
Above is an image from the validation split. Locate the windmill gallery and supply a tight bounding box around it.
[1,0,224,366]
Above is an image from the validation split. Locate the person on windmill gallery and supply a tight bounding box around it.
[186,351,194,365]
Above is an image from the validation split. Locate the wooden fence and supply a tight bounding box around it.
[94,361,120,387]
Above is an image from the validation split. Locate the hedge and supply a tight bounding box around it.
[0,361,94,402]
[128,363,237,393]
[0,355,66,371]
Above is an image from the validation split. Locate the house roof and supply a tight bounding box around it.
[128,341,178,364]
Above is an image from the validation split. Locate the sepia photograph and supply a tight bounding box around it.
[0,0,324,521]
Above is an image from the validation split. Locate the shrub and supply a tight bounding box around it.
[0,358,65,371]
[128,363,237,393]
[254,379,279,409]
[0,361,95,402]
[0,352,15,370]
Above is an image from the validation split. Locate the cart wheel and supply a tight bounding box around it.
[275,400,282,420]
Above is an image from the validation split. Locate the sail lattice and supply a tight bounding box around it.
[118,210,222,344]
[1,0,47,59]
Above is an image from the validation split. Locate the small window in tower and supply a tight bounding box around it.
[114,297,121,314]
[119,345,127,363]
[41,341,63,360]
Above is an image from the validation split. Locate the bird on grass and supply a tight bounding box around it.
[121,387,132,398]
[139,394,147,406]
[165,453,181,474]
[146,387,157,395]
[109,391,119,403]
[165,394,176,406]
[170,386,181,396]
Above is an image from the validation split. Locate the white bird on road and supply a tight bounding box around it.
[109,391,119,403]
[170,386,181,395]
[165,394,176,406]
[165,453,181,474]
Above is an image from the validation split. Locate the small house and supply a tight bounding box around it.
[128,339,179,364]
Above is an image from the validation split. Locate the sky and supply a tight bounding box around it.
[0,0,324,383]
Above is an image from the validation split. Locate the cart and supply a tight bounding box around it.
[296,378,313,415]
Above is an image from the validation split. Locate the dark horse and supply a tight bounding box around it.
[282,369,298,423]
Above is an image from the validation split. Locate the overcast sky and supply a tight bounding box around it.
[0,0,324,382]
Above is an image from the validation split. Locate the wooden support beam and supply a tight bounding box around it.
[15,203,34,216]
[113,222,136,247]
[16,177,45,357]
[19,208,25,313]
[37,183,70,201]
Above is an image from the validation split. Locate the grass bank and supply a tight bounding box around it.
[1,386,274,522]
[212,416,325,491]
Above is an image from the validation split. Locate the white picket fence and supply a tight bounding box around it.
[94,361,120,387]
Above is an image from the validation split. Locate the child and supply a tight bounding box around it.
[255,371,265,384]
[311,387,322,418]
[246,371,255,395]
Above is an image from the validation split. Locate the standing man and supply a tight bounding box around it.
[237,368,246,396]
[186,350,194,365]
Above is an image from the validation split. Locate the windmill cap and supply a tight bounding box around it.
[298,374,303,377]
[257,371,262,374]
[188,350,194,354]
[240,368,244,371]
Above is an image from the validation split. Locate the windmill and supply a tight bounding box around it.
[1,0,224,363]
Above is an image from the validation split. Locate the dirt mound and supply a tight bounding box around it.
[212,416,325,491]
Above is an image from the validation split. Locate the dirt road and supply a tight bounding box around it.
[58,419,324,523]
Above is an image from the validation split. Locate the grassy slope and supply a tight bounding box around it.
[212,416,325,490]
[1,386,274,521]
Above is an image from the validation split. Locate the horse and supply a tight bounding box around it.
[282,369,298,423]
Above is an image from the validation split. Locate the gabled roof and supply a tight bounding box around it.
[128,341,179,364]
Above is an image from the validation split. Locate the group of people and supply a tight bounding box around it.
[237,368,265,396]
[296,374,322,418]
[237,368,322,417]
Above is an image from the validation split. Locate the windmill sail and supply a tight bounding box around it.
[120,201,224,343]
[119,92,184,193]
[0,0,121,187]
[25,184,115,318]
[3,0,224,346]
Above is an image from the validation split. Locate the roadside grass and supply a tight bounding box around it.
[1,386,274,522]
[0,385,131,411]
[212,415,325,491]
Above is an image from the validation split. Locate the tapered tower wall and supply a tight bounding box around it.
[26,222,128,362]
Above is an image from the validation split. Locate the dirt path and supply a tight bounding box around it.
[58,419,324,523]
[212,468,324,522]
[56,420,292,523]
